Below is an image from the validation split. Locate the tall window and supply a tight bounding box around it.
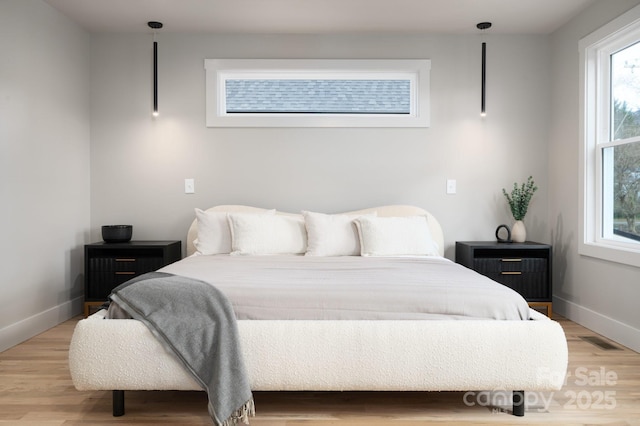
[580,4,640,267]
[205,59,430,127]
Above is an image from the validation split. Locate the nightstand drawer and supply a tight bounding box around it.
[473,257,547,274]
[86,269,137,300]
[87,256,166,300]
[473,258,549,299]
[483,273,549,300]
[88,255,166,274]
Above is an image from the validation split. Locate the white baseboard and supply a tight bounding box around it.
[554,296,640,353]
[0,296,84,353]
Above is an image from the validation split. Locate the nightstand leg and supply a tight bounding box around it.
[528,302,552,318]
[84,301,105,317]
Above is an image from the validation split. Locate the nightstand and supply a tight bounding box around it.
[455,241,552,317]
[84,240,181,317]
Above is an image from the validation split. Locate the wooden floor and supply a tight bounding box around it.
[0,315,639,426]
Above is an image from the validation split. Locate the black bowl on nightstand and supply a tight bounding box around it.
[102,225,133,243]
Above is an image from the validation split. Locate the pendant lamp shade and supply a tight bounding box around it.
[481,41,486,116]
[477,22,491,117]
[148,21,163,117]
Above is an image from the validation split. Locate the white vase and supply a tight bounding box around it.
[511,220,526,243]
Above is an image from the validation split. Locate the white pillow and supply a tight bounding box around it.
[354,215,440,257]
[228,213,307,255]
[193,208,274,255]
[303,210,376,256]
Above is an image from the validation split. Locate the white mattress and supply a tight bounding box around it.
[137,254,532,321]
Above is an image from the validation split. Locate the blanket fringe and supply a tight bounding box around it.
[221,398,255,426]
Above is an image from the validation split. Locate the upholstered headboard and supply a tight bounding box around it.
[186,205,444,257]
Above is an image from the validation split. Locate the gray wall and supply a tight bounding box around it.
[3,0,638,353]
[0,0,90,351]
[549,0,640,352]
[89,33,551,260]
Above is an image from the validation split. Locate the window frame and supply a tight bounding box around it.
[204,59,431,128]
[579,4,640,268]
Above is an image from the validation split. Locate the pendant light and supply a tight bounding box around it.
[477,22,492,117]
[148,21,163,117]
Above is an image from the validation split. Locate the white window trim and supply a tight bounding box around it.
[579,3,640,268]
[204,59,430,128]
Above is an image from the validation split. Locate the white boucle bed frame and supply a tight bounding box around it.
[69,205,568,418]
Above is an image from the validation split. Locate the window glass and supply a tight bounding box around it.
[225,79,411,114]
[607,42,640,243]
[611,42,640,140]
[603,142,640,241]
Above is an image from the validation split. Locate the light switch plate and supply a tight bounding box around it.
[185,178,195,194]
[446,179,456,194]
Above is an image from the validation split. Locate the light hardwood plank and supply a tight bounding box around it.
[0,315,638,425]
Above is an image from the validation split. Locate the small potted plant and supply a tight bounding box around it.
[502,176,537,242]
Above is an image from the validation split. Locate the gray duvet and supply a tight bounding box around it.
[152,255,531,321]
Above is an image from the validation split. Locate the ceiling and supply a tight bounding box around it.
[44,0,598,35]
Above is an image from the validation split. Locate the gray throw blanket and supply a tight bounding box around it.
[109,272,254,426]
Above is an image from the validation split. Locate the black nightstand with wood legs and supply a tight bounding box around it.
[455,241,553,317]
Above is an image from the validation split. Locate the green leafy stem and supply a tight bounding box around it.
[502,176,538,221]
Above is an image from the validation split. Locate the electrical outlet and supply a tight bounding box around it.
[446,179,456,194]
[184,178,195,194]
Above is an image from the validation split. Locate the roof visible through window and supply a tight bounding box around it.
[225,79,411,114]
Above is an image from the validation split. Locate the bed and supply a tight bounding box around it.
[68,205,568,419]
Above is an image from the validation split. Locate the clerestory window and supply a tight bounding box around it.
[205,59,430,127]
